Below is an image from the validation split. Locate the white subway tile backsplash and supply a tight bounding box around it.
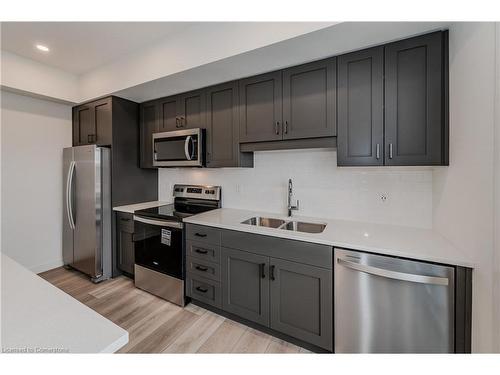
[159,149,433,228]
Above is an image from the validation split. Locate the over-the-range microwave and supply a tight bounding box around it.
[153,128,205,167]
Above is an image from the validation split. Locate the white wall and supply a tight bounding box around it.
[159,149,433,229]
[1,91,72,272]
[432,22,497,353]
[0,51,79,104]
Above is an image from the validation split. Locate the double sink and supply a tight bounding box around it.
[241,216,326,234]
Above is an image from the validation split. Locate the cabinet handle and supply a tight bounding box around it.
[175,117,180,128]
[260,263,266,279]
[195,233,207,238]
[270,265,275,281]
[284,121,288,134]
[195,265,208,272]
[195,286,208,293]
[275,121,280,135]
[389,143,393,159]
[180,116,185,127]
[195,248,208,254]
[376,144,380,160]
[120,218,130,222]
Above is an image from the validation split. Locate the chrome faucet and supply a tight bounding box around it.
[287,178,299,217]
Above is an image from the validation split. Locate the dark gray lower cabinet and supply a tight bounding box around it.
[221,247,270,326]
[269,258,332,351]
[116,212,135,275]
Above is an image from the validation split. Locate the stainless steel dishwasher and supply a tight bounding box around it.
[334,248,455,353]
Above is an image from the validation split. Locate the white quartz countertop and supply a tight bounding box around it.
[1,254,128,353]
[183,208,475,268]
[113,200,168,214]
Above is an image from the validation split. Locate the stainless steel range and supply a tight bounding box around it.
[133,184,221,306]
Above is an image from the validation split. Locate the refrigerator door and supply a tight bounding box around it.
[334,248,455,353]
[62,147,75,265]
[72,145,102,278]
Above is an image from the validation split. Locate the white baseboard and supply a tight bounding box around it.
[29,259,64,274]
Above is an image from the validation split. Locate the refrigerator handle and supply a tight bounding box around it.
[66,161,76,230]
[336,258,449,286]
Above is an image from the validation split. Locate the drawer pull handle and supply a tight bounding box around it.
[195,249,208,254]
[195,265,208,272]
[195,286,208,293]
[195,233,207,238]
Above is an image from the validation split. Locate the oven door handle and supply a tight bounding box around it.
[133,215,183,229]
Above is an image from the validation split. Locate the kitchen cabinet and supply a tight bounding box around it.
[282,58,336,140]
[72,97,112,146]
[159,90,206,132]
[239,71,283,143]
[337,46,384,166]
[139,100,159,169]
[186,223,333,351]
[269,258,332,350]
[206,81,253,168]
[384,31,448,165]
[116,212,135,275]
[221,247,270,326]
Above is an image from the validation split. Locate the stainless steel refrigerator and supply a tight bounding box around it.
[63,145,112,282]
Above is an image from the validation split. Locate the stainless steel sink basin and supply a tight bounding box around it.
[282,221,327,234]
[241,216,327,233]
[241,217,286,228]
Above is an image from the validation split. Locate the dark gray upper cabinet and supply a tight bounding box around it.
[221,246,270,326]
[206,81,252,168]
[282,58,337,140]
[239,71,283,143]
[337,46,384,166]
[269,258,332,351]
[159,96,178,132]
[385,31,447,165]
[159,89,206,131]
[73,97,112,146]
[179,90,206,130]
[139,100,159,169]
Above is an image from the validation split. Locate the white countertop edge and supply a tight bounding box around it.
[99,333,129,353]
[113,201,168,214]
[183,209,476,269]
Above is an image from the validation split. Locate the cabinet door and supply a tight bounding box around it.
[239,71,282,142]
[117,229,134,275]
[159,96,180,132]
[139,101,159,168]
[221,247,270,326]
[206,82,240,167]
[282,58,336,140]
[74,105,94,145]
[270,258,332,351]
[94,98,112,146]
[179,90,206,130]
[385,31,445,165]
[337,47,384,166]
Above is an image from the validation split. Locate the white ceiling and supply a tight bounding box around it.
[0,22,197,74]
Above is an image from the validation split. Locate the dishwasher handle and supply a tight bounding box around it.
[336,258,449,286]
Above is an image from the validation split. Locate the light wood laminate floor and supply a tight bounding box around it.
[39,267,311,354]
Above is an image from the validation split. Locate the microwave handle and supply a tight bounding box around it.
[184,135,194,161]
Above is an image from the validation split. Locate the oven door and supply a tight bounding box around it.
[133,215,184,280]
[153,128,204,167]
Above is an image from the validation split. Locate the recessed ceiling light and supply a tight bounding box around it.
[35,44,50,52]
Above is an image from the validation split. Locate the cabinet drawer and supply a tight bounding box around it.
[186,256,221,282]
[186,224,221,245]
[186,240,221,264]
[117,212,134,233]
[186,273,222,308]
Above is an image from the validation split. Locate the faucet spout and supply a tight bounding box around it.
[287,178,299,217]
